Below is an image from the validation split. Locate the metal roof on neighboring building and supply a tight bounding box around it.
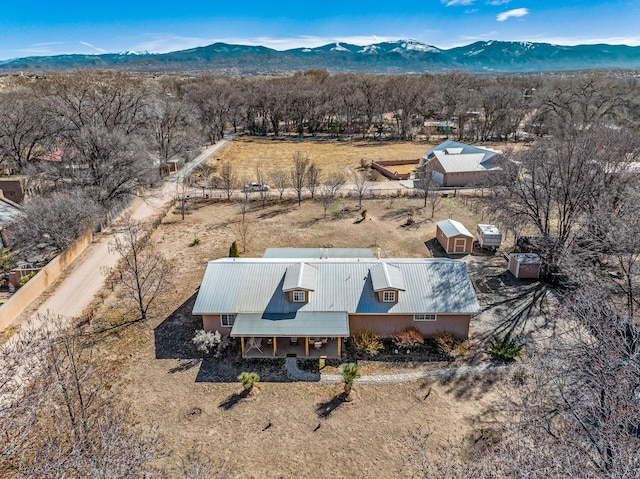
[437,219,474,238]
[423,140,501,174]
[263,247,374,259]
[192,257,481,317]
[230,312,349,337]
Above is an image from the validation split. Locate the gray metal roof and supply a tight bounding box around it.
[437,219,474,238]
[263,247,374,259]
[282,263,317,292]
[370,263,406,291]
[192,257,481,317]
[423,140,501,174]
[230,312,349,337]
[510,253,541,264]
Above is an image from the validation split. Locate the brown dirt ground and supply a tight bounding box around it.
[210,136,434,179]
[87,191,518,477]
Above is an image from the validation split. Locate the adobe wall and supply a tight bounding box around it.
[349,314,471,339]
[0,232,93,331]
[371,159,420,181]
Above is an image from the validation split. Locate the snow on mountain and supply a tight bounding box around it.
[330,43,349,52]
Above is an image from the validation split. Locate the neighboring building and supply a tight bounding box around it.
[420,140,501,187]
[436,219,474,255]
[508,253,541,279]
[0,190,21,249]
[192,251,481,359]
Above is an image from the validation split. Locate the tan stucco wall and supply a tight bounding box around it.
[349,314,471,339]
[443,171,488,187]
[203,314,234,334]
[0,232,93,331]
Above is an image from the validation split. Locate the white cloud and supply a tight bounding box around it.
[442,0,475,6]
[78,41,107,54]
[464,8,479,14]
[487,0,511,5]
[497,8,529,21]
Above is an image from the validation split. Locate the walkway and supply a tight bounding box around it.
[319,361,520,384]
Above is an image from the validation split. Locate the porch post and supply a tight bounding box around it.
[240,336,245,357]
[273,337,277,356]
[337,337,342,356]
[305,337,309,356]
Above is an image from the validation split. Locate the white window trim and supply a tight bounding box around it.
[292,290,306,302]
[382,290,397,302]
[221,313,236,327]
[414,314,437,321]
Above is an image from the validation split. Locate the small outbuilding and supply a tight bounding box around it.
[476,224,502,250]
[436,219,474,254]
[508,253,541,279]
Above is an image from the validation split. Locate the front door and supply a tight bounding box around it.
[454,238,467,253]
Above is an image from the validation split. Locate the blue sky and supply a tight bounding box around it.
[1,0,638,60]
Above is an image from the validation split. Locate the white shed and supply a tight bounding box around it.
[476,224,502,249]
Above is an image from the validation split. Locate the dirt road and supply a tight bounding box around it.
[6,137,234,329]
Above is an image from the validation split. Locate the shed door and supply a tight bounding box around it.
[454,238,467,253]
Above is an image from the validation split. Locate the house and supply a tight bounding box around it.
[192,250,481,359]
[436,219,474,255]
[421,140,501,187]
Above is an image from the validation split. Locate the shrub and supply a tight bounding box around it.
[238,371,260,392]
[392,327,424,349]
[350,329,384,356]
[191,237,201,246]
[489,332,522,361]
[434,331,457,354]
[192,329,221,355]
[339,363,361,396]
[19,271,37,286]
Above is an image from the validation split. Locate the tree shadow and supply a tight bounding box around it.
[169,358,201,373]
[316,392,348,419]
[434,368,507,401]
[219,389,250,411]
[424,239,448,258]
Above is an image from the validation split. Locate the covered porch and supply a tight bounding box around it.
[230,311,349,359]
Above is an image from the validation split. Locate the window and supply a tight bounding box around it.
[382,290,397,302]
[414,314,437,321]
[292,291,306,302]
[221,314,236,327]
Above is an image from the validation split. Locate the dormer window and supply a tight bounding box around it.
[382,290,397,302]
[292,290,306,302]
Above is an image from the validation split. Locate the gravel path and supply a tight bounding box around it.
[319,361,521,384]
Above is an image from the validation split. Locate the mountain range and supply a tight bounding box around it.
[2,40,640,74]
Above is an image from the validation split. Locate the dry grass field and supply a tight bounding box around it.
[87,191,520,477]
[209,136,434,179]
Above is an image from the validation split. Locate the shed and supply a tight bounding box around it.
[476,224,502,249]
[508,253,541,279]
[436,219,474,254]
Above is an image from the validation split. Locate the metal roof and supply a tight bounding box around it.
[510,253,541,264]
[437,219,474,238]
[370,263,406,291]
[230,312,349,337]
[192,257,481,317]
[423,140,501,174]
[282,263,317,292]
[263,248,373,259]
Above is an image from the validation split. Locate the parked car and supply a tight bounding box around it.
[243,182,270,192]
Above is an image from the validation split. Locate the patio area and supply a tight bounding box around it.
[243,337,342,359]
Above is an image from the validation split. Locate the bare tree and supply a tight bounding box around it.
[306,162,321,199]
[349,169,371,208]
[269,169,289,200]
[176,176,191,220]
[218,160,237,200]
[0,314,166,477]
[234,216,252,254]
[291,152,310,206]
[317,173,346,218]
[7,189,101,254]
[109,217,171,320]
[255,165,269,208]
[415,164,441,217]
